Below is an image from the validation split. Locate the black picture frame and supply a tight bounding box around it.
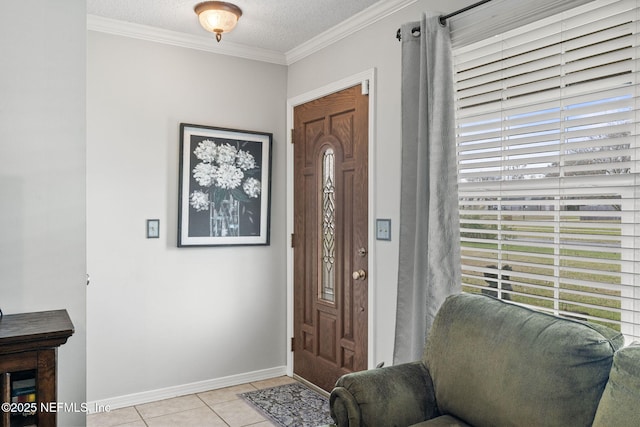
[178,123,272,247]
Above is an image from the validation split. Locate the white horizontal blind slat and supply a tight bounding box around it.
[449,0,599,48]
[453,0,640,342]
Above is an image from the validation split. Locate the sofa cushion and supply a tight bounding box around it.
[424,293,624,427]
[411,415,472,427]
[592,343,640,427]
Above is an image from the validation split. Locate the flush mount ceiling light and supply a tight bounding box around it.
[194,1,242,43]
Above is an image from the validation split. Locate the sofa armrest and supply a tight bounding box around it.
[329,361,438,427]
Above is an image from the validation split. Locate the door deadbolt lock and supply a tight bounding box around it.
[357,247,368,257]
[352,269,367,280]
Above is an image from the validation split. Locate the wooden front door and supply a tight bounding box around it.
[293,84,369,392]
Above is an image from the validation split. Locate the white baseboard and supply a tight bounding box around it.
[87,366,288,413]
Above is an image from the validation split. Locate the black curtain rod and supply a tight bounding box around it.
[396,0,492,41]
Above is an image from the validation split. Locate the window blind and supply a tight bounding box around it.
[453,0,640,342]
[448,0,595,48]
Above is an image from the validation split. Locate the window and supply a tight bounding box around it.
[321,148,336,302]
[453,0,640,342]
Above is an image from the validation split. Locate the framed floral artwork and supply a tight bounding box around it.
[178,123,272,246]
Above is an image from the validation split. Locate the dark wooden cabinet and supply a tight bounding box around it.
[0,310,74,427]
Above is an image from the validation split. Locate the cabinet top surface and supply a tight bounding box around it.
[0,309,74,345]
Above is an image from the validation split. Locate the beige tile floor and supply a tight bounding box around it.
[87,376,299,427]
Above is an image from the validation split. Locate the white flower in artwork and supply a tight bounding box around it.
[189,138,263,237]
[217,143,238,164]
[190,190,210,211]
[236,150,256,171]
[215,164,244,189]
[193,162,217,187]
[194,139,218,163]
[243,177,261,198]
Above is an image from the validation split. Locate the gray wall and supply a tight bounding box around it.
[0,1,87,426]
[86,32,288,402]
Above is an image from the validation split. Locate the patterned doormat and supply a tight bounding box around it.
[240,382,334,426]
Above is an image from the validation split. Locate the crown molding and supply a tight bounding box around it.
[87,15,287,65]
[284,0,418,65]
[87,0,417,66]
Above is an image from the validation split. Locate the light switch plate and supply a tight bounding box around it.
[147,219,160,238]
[376,219,391,241]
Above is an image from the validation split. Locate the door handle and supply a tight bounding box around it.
[352,269,367,280]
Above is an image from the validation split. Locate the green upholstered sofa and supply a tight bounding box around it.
[328,293,639,427]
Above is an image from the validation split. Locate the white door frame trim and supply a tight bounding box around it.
[286,68,377,376]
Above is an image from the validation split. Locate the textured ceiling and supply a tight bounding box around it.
[87,0,383,53]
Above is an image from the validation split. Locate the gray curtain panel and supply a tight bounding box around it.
[393,14,461,364]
